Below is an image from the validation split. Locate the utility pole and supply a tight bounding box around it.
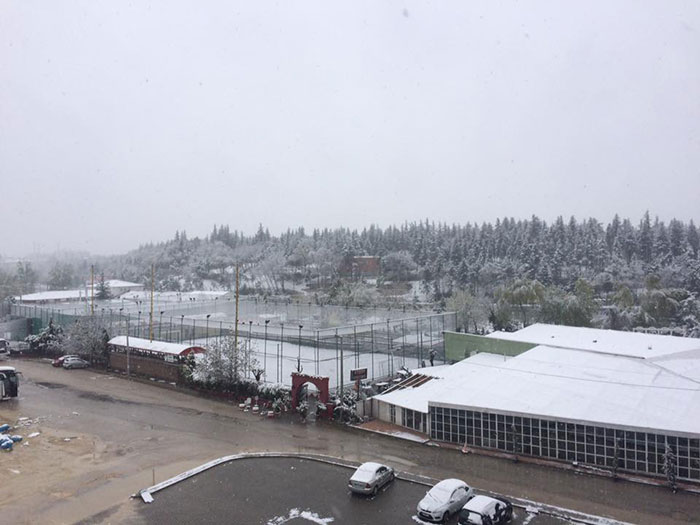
[149,263,154,341]
[234,264,239,351]
[90,265,95,315]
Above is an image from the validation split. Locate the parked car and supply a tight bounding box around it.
[63,357,89,369]
[348,462,395,496]
[417,478,474,523]
[0,340,9,361]
[458,495,513,525]
[53,354,79,367]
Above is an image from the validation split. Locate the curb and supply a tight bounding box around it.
[135,452,633,525]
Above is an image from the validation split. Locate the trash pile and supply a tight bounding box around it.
[0,422,23,451]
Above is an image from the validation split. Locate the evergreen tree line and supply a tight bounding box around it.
[4,213,699,334]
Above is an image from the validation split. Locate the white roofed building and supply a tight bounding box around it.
[107,336,205,383]
[371,324,700,484]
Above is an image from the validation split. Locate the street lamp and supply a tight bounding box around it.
[264,319,270,383]
[205,314,212,345]
[137,311,141,337]
[158,311,165,340]
[335,334,344,394]
[279,322,284,383]
[297,324,303,373]
[180,315,185,343]
[125,314,131,378]
[247,321,253,378]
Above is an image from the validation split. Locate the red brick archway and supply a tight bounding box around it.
[291,373,332,419]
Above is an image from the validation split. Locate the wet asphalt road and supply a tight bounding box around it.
[3,359,700,524]
[134,457,568,525]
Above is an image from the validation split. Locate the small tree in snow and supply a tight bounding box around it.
[96,273,112,300]
[194,335,261,390]
[64,317,110,365]
[25,319,64,356]
[663,444,678,493]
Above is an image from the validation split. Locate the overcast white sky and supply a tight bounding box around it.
[1,1,698,256]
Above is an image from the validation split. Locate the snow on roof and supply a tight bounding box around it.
[486,323,700,359]
[0,366,16,372]
[430,479,466,494]
[104,280,143,288]
[376,344,700,436]
[108,336,204,356]
[376,353,508,412]
[463,495,499,512]
[16,289,87,301]
[409,364,452,378]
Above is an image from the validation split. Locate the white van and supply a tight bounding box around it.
[0,339,10,360]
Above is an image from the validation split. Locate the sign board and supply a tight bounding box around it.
[350,368,368,381]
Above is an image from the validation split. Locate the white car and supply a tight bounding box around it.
[348,462,395,496]
[417,478,474,523]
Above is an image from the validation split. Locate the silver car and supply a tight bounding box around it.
[63,357,89,369]
[348,462,395,496]
[417,478,474,523]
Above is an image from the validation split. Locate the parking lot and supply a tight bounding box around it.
[2,359,697,524]
[133,456,569,525]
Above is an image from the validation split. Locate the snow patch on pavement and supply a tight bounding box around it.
[267,508,334,524]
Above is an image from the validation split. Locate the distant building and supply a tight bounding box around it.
[16,280,144,304]
[372,324,700,484]
[339,256,381,279]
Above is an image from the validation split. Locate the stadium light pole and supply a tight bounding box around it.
[264,319,270,383]
[297,324,303,373]
[280,322,284,383]
[248,321,253,378]
[158,311,165,339]
[180,315,184,343]
[205,314,212,345]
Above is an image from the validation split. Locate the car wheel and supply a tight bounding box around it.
[371,485,378,496]
[390,472,395,481]
[442,511,450,523]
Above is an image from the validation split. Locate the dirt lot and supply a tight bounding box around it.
[1,358,699,524]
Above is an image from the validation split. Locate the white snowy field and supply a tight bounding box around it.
[194,336,442,390]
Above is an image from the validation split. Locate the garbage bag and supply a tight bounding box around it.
[10,435,22,443]
[0,440,12,451]
[0,424,10,433]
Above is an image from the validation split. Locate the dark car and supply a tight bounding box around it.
[458,495,513,525]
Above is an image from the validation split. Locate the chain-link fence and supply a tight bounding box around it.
[11,302,455,390]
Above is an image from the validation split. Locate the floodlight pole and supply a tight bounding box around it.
[264,320,270,383]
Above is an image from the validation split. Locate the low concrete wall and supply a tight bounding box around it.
[109,352,182,383]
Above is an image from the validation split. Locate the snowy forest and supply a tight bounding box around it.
[3,212,700,335]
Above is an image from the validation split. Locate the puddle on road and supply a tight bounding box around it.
[78,392,138,404]
[35,382,67,389]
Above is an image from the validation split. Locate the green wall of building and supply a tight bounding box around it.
[444,331,536,362]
